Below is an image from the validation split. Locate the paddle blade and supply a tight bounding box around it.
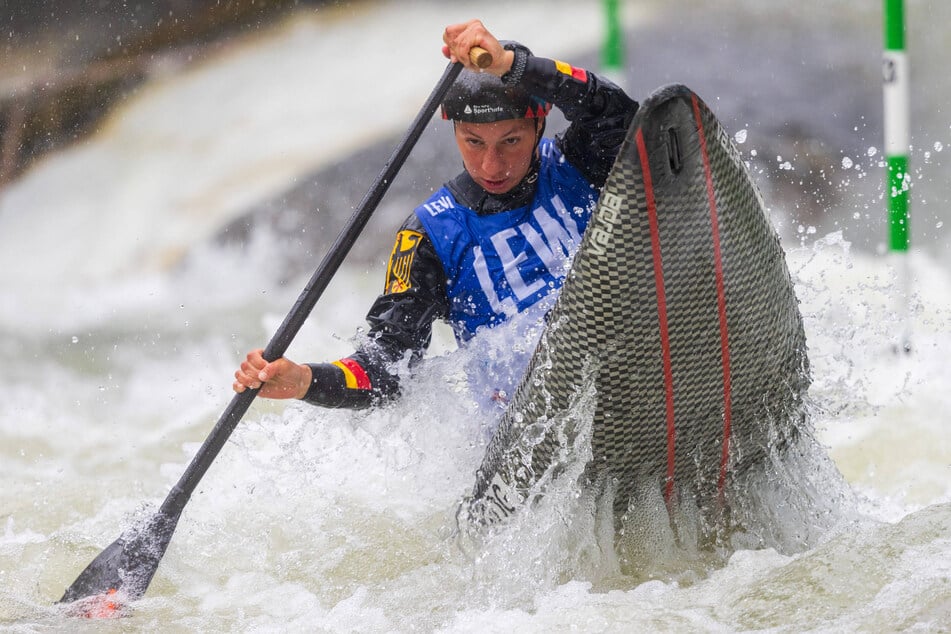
[59,510,180,611]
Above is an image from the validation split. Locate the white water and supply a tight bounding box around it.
[1,1,949,631]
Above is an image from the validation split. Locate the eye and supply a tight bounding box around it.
[466,138,485,147]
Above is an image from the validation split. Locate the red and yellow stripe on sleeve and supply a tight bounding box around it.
[332,358,372,390]
[554,60,588,83]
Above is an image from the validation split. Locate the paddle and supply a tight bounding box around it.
[59,47,491,611]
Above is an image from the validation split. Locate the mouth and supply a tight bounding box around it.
[480,177,510,193]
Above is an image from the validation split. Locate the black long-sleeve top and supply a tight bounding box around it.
[303,53,638,408]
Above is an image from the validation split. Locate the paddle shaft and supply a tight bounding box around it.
[60,47,491,607]
[160,46,490,518]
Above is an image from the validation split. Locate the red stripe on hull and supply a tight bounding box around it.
[635,128,677,502]
[691,94,733,496]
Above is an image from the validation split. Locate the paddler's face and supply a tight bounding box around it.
[454,119,539,195]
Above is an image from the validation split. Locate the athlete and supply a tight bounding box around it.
[233,19,638,408]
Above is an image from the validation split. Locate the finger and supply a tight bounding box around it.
[235,368,261,389]
[443,41,460,64]
[238,363,259,384]
[444,22,481,66]
[246,348,266,368]
[260,358,287,383]
[234,372,261,391]
[460,20,488,48]
[443,22,468,44]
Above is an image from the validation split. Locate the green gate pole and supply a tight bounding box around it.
[883,0,912,353]
[602,0,624,86]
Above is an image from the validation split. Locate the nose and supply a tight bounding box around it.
[481,147,506,176]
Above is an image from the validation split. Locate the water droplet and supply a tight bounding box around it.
[734,129,748,144]
[71,336,79,344]
[841,157,854,169]
[934,141,944,152]
[867,146,878,157]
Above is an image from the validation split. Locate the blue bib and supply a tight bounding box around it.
[415,139,598,343]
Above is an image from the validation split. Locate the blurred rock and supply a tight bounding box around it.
[0,0,331,184]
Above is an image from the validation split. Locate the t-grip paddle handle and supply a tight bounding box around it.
[469,46,492,69]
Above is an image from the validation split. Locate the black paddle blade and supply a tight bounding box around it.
[59,510,180,609]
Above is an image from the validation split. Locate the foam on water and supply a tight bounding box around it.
[2,230,950,631]
[9,235,951,632]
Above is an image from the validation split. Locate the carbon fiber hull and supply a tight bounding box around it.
[461,84,809,528]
